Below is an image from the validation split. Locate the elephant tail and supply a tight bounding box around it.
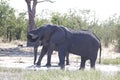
[99,43,102,64]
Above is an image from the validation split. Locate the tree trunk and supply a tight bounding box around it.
[25,0,54,46]
[25,0,37,46]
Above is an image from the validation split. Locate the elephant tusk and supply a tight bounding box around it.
[29,33,38,39]
[29,33,35,36]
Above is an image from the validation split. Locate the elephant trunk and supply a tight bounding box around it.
[34,46,38,65]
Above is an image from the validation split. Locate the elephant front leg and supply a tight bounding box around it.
[33,40,40,65]
[36,46,48,66]
[46,46,54,67]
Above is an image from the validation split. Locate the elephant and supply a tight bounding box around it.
[27,24,101,69]
[27,32,70,67]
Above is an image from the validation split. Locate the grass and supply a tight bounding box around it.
[102,57,120,65]
[0,67,120,80]
[0,68,23,80]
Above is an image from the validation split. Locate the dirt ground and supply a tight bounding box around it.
[0,40,120,73]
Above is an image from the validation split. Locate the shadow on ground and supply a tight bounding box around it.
[0,46,34,57]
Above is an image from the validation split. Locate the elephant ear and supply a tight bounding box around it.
[44,25,66,44]
[43,24,58,41]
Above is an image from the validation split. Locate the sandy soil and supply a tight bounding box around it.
[0,41,120,73]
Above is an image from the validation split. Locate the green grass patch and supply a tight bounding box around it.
[0,67,120,80]
[102,58,120,65]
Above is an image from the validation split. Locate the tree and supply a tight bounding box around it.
[0,0,17,41]
[16,12,27,40]
[25,0,54,46]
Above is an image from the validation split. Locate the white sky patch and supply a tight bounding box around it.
[9,0,120,20]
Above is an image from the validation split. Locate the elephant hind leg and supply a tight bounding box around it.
[66,52,70,65]
[90,58,97,69]
[58,52,69,66]
[58,48,67,69]
[79,57,87,70]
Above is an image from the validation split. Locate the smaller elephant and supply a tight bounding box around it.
[28,24,101,70]
[27,34,70,67]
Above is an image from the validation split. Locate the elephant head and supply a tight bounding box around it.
[27,24,64,43]
[27,26,45,42]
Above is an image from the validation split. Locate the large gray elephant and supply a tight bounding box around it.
[28,24,101,69]
[27,31,69,66]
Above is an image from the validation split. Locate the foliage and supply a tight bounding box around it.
[102,58,120,65]
[51,9,97,30]
[0,0,120,51]
[0,0,27,41]
[35,18,50,28]
[99,21,116,47]
[115,24,120,52]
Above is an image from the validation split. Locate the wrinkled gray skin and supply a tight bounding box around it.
[28,24,101,69]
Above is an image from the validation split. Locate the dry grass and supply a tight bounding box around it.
[0,67,120,80]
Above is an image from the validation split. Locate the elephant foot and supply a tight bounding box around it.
[45,63,51,67]
[60,65,65,70]
[91,67,95,70]
[79,67,85,70]
[36,62,41,67]
[35,65,41,68]
[66,62,70,65]
[58,63,61,66]
[58,63,65,69]
[58,63,69,66]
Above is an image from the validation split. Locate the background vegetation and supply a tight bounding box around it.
[0,0,120,51]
